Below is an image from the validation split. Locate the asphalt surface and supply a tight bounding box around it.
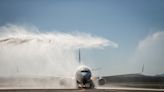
[0,88,164,92]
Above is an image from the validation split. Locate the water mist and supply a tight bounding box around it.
[0,24,117,88]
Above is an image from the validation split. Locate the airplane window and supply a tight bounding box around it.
[81,70,89,72]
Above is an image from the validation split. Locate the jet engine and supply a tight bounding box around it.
[98,78,105,85]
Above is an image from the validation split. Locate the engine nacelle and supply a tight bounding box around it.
[59,79,67,85]
[98,78,105,85]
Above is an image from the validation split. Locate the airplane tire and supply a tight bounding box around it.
[76,80,95,89]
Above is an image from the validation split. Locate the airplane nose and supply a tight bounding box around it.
[81,72,91,80]
[81,72,87,77]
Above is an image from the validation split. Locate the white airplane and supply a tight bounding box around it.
[74,49,105,89]
[59,49,105,89]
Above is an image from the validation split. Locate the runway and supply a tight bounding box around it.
[0,87,164,92]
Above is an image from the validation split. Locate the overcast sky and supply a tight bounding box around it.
[0,0,164,76]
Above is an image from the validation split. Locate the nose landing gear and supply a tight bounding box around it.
[76,80,95,89]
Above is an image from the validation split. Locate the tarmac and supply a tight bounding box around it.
[0,87,164,92]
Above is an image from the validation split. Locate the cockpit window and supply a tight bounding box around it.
[81,70,89,72]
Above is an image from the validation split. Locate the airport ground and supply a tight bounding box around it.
[0,77,164,92]
[0,87,164,92]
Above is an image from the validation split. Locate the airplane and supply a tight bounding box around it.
[59,49,105,89]
[74,49,105,89]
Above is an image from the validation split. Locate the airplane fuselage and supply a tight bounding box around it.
[75,65,94,89]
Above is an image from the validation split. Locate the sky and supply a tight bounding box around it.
[0,0,164,76]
